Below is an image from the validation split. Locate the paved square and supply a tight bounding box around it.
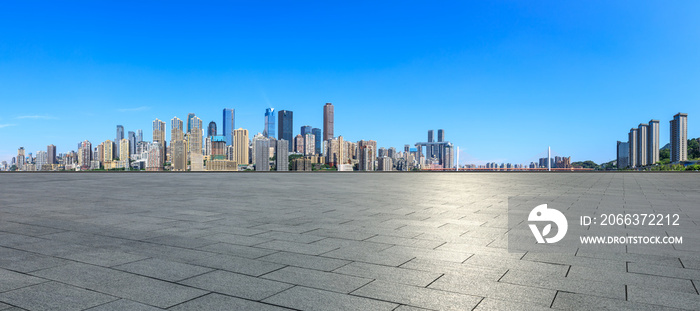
[0,172,698,310]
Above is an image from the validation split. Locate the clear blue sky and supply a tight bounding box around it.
[1,1,699,165]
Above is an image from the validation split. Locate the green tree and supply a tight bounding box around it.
[688,138,700,159]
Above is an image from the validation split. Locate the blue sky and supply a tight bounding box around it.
[1,1,699,165]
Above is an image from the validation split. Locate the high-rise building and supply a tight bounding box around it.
[79,140,92,169]
[103,140,113,163]
[617,141,629,169]
[304,133,315,156]
[35,151,47,170]
[146,142,163,171]
[137,129,143,143]
[119,139,130,161]
[628,128,638,168]
[211,136,226,159]
[153,119,166,144]
[301,125,312,136]
[116,125,124,157]
[637,123,648,167]
[647,119,660,165]
[208,121,217,137]
[187,113,196,134]
[325,136,345,166]
[312,128,322,155]
[47,144,57,164]
[223,108,235,146]
[427,130,434,158]
[254,139,270,171]
[278,110,293,151]
[442,143,454,169]
[171,117,184,142]
[294,134,304,153]
[358,140,377,171]
[437,129,444,142]
[233,128,249,165]
[276,139,289,171]
[323,103,334,141]
[264,108,276,138]
[188,115,203,155]
[171,140,187,171]
[670,113,688,163]
[128,131,136,156]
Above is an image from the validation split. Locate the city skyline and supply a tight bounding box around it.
[1,2,700,164]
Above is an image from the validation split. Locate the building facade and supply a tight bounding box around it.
[323,103,334,141]
[233,128,249,165]
[277,139,289,171]
[670,112,688,163]
[277,110,293,151]
[264,108,276,138]
[223,108,235,146]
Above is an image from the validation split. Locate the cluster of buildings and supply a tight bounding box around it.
[3,103,457,172]
[617,113,687,169]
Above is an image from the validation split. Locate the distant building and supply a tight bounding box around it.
[103,140,113,163]
[323,103,334,141]
[208,121,217,137]
[146,142,163,171]
[210,136,227,159]
[255,139,270,171]
[670,113,688,163]
[187,115,203,156]
[128,131,136,156]
[628,128,638,168]
[119,139,130,161]
[79,140,92,169]
[304,133,315,156]
[171,140,187,171]
[647,119,660,165]
[301,125,312,136]
[617,141,629,169]
[223,108,235,146]
[294,134,304,153]
[264,108,276,138]
[358,140,377,171]
[47,144,57,164]
[115,125,124,157]
[378,157,393,171]
[277,110,293,151]
[312,128,322,155]
[292,157,312,171]
[277,139,289,171]
[233,128,249,165]
[637,123,648,167]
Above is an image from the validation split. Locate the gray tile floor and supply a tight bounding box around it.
[0,173,698,310]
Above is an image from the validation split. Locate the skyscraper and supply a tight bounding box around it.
[233,128,249,165]
[637,123,648,167]
[276,139,289,171]
[208,121,217,137]
[427,130,434,158]
[254,139,270,171]
[17,147,25,170]
[278,110,293,151]
[137,129,143,143]
[312,128,322,155]
[153,119,166,166]
[670,113,688,163]
[119,139,130,161]
[187,113,196,134]
[171,117,184,142]
[628,128,638,168]
[437,129,444,142]
[323,103,334,141]
[128,131,136,156]
[47,144,56,165]
[617,141,629,169]
[647,119,660,165]
[358,140,377,171]
[223,108,235,146]
[79,140,92,169]
[116,125,124,157]
[153,119,166,144]
[294,134,304,153]
[304,133,315,156]
[103,140,113,163]
[264,108,276,138]
[301,125,312,136]
[188,115,203,155]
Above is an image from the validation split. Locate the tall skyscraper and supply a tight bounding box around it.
[264,108,276,138]
[103,140,113,162]
[188,115,203,155]
[427,130,434,158]
[119,139,130,161]
[617,141,629,169]
[294,134,304,153]
[137,129,143,143]
[637,123,648,167]
[171,140,187,171]
[358,140,377,171]
[128,131,136,156]
[47,144,56,165]
[79,140,92,168]
[301,125,312,136]
[254,139,270,171]
[670,112,688,163]
[223,108,235,146]
[187,113,196,134]
[276,139,289,171]
[628,128,638,168]
[17,147,25,170]
[312,128,322,155]
[208,121,217,137]
[233,128,249,165]
[647,119,660,165]
[116,125,124,157]
[171,117,184,142]
[323,103,334,141]
[437,129,444,142]
[304,133,315,156]
[278,110,293,151]
[153,119,166,144]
